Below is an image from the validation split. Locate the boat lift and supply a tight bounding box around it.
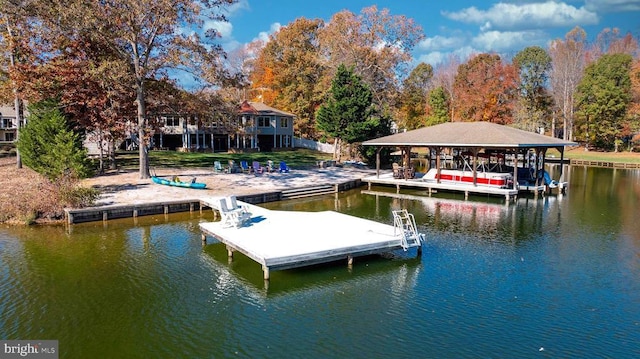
[392,209,424,251]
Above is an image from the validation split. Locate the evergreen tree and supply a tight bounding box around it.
[17,101,92,180]
[576,53,633,150]
[513,46,553,132]
[425,86,450,126]
[317,64,382,160]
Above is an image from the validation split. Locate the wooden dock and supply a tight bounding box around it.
[363,173,522,200]
[199,198,422,280]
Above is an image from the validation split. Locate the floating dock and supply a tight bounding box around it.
[199,198,422,280]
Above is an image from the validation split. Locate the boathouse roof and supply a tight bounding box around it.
[363,122,576,148]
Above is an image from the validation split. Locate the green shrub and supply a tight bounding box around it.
[17,100,93,180]
[60,186,100,208]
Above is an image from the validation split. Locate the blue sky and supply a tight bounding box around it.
[211,0,640,66]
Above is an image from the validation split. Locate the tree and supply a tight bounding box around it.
[425,86,450,125]
[513,46,553,132]
[433,54,460,122]
[251,18,327,139]
[316,64,379,161]
[12,37,137,173]
[17,101,91,180]
[549,27,587,141]
[0,1,33,169]
[588,28,640,63]
[397,62,433,130]
[452,53,517,123]
[318,6,424,113]
[39,0,237,179]
[576,53,633,151]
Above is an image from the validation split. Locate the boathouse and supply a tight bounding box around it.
[363,122,577,199]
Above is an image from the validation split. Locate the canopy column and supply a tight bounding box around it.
[375,147,381,178]
[512,149,519,190]
[435,147,443,184]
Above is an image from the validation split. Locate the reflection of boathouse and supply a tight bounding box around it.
[363,122,576,200]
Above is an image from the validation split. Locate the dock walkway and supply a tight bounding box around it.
[199,197,422,280]
[363,173,522,200]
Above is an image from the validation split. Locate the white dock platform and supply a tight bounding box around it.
[199,198,422,280]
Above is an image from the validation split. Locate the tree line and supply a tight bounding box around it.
[2,3,640,180]
[242,20,640,154]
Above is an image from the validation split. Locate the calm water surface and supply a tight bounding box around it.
[1,165,639,358]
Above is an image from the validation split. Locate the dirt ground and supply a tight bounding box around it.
[80,164,376,207]
[0,156,377,223]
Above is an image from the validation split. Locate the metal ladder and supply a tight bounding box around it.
[392,209,424,250]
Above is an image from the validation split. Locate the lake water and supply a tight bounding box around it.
[1,165,639,358]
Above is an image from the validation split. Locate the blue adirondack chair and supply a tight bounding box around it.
[279,161,290,173]
[240,160,251,173]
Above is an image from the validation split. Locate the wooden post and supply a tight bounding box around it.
[102,211,108,222]
[513,150,519,190]
[376,147,381,178]
[201,233,207,245]
[472,148,479,186]
[436,147,442,183]
[227,246,234,259]
[263,265,270,280]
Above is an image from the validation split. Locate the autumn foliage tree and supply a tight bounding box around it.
[452,53,517,124]
[397,62,433,130]
[35,0,237,179]
[318,6,424,114]
[251,18,326,138]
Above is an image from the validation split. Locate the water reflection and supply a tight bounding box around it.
[200,239,423,296]
[1,165,640,358]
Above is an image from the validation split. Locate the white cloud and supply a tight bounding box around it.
[223,0,251,17]
[585,0,640,12]
[418,35,466,51]
[204,20,234,39]
[418,46,477,67]
[443,1,599,31]
[255,22,282,43]
[472,30,549,52]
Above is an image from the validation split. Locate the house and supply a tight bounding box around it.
[149,100,296,152]
[2,100,297,153]
[0,105,23,143]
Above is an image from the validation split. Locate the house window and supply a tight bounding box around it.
[258,116,271,127]
[165,116,180,126]
[5,132,14,141]
[1,118,13,129]
[280,117,289,128]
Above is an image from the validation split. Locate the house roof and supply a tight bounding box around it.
[239,101,296,117]
[363,122,577,148]
[0,105,18,117]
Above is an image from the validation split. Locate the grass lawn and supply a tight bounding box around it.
[548,147,640,164]
[111,148,334,171]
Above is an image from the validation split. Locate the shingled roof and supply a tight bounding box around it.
[239,100,296,117]
[363,122,576,148]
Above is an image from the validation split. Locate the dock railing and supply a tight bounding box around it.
[392,209,424,250]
